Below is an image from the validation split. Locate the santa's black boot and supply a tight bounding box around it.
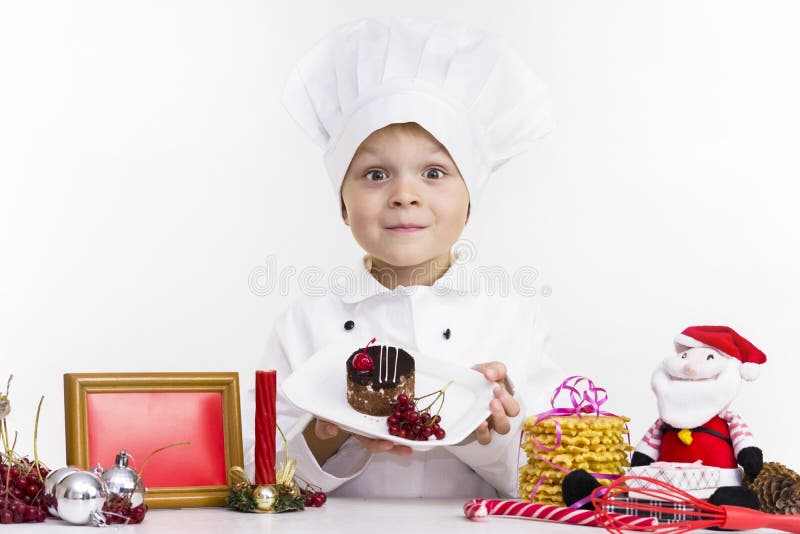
[708,486,760,510]
[562,469,602,511]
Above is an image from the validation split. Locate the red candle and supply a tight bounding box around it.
[255,370,276,485]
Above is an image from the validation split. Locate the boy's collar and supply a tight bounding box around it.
[335,248,471,304]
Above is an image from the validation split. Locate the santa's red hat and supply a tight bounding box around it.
[674,325,767,381]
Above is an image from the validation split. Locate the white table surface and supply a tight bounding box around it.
[16,498,781,534]
[16,498,596,533]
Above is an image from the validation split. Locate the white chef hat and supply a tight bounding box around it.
[281,15,554,209]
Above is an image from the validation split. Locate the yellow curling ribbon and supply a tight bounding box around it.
[678,428,693,445]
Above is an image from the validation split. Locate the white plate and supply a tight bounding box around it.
[282,341,495,450]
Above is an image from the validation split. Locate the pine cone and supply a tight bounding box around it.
[775,483,800,515]
[743,461,800,514]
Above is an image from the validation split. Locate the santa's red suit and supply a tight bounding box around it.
[635,411,756,468]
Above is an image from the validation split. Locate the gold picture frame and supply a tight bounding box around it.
[64,372,243,508]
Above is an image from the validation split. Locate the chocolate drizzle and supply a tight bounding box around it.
[346,345,414,388]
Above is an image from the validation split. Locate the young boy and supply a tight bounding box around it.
[244,15,560,498]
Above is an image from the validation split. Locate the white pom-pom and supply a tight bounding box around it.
[740,362,760,381]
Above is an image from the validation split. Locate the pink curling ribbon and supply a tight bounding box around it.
[523,376,629,507]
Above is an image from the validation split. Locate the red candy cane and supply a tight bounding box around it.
[463,499,658,528]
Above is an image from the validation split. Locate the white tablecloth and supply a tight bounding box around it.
[19,498,590,533]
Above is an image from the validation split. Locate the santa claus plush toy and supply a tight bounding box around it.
[632,325,765,482]
[563,325,766,509]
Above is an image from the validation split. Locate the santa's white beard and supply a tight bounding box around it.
[651,359,742,429]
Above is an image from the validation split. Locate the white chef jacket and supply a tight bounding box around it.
[243,249,561,498]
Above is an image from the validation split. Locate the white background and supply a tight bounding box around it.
[2,1,798,472]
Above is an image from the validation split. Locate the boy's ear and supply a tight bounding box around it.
[340,196,349,225]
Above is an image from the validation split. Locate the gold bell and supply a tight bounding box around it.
[253,484,278,511]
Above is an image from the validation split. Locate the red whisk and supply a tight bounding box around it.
[592,475,800,534]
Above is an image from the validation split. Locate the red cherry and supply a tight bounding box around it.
[353,352,373,372]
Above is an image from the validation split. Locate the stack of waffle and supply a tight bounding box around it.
[519,414,633,505]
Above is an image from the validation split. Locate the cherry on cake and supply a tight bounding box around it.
[346,338,415,416]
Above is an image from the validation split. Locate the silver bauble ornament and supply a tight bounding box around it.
[43,467,80,517]
[253,484,278,511]
[101,450,144,508]
[54,470,108,525]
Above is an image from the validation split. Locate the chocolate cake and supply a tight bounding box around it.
[346,342,415,416]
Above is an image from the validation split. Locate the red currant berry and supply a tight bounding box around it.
[25,484,39,497]
[397,429,408,439]
[9,467,20,478]
[312,493,325,507]
[23,507,38,522]
[387,415,399,426]
[396,394,408,405]
[434,428,446,440]
[405,411,420,423]
[0,511,11,524]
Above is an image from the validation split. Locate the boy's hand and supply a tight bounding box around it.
[314,419,412,456]
[352,435,413,456]
[471,362,520,445]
